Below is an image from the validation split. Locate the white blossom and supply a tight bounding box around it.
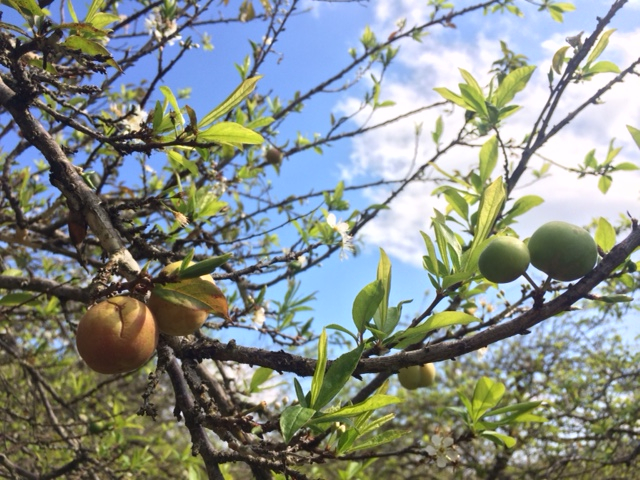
[144,9,181,46]
[121,105,148,132]
[426,434,460,468]
[327,213,354,260]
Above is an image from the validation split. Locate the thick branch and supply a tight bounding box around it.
[182,223,640,375]
[0,78,139,281]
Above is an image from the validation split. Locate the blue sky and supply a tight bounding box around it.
[3,1,638,344]
[154,0,640,344]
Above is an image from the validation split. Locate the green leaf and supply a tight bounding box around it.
[325,323,358,342]
[471,377,505,423]
[198,122,264,146]
[459,68,484,97]
[552,45,570,74]
[613,162,638,171]
[198,76,262,128]
[352,280,385,335]
[3,0,43,18]
[391,311,479,349]
[464,177,506,270]
[294,378,308,408]
[308,394,400,425]
[310,329,328,409]
[345,429,408,453]
[459,84,488,117]
[0,292,37,306]
[627,125,640,150]
[152,279,229,320]
[373,249,392,332]
[594,295,633,304]
[178,254,233,279]
[280,405,315,444]
[443,188,469,220]
[586,29,616,65]
[481,431,517,448]
[159,86,185,126]
[249,367,274,393]
[585,60,620,75]
[313,344,365,410]
[432,115,443,144]
[492,65,536,108]
[433,87,469,109]
[479,136,498,184]
[501,195,544,225]
[595,217,616,252]
[598,175,612,194]
[420,231,439,277]
[63,35,121,71]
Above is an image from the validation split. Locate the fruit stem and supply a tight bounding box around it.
[522,271,540,291]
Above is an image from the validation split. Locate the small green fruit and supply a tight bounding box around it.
[528,221,597,281]
[478,236,530,283]
[398,363,436,390]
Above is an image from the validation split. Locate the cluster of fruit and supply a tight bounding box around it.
[75,262,214,374]
[398,363,436,390]
[478,221,598,284]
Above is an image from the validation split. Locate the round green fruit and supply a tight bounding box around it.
[147,261,215,336]
[398,363,436,390]
[76,296,158,375]
[528,221,597,281]
[478,236,530,283]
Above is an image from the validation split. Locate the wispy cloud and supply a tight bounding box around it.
[336,1,640,266]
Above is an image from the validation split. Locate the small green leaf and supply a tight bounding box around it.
[433,87,469,109]
[552,45,570,74]
[585,60,620,75]
[481,431,517,448]
[152,279,229,320]
[459,84,488,117]
[310,329,328,409]
[159,86,185,126]
[280,405,315,444]
[199,76,262,128]
[390,311,479,349]
[178,254,233,279]
[344,429,408,453]
[586,29,616,65]
[325,323,359,342]
[598,175,612,194]
[594,294,633,304]
[479,136,498,184]
[492,65,536,108]
[313,344,365,410]
[373,249,392,332]
[472,377,505,422]
[308,394,400,425]
[627,125,640,150]
[0,292,37,306]
[249,367,274,393]
[595,217,616,252]
[198,122,264,146]
[352,280,385,334]
[464,177,506,270]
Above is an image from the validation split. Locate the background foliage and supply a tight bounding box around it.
[0,0,638,479]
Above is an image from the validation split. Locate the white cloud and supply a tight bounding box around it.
[336,1,640,266]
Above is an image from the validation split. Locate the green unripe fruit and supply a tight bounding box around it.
[398,363,436,390]
[478,236,530,283]
[528,221,597,281]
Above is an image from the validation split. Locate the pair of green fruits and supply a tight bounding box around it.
[398,363,436,390]
[478,221,598,284]
[76,262,214,375]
